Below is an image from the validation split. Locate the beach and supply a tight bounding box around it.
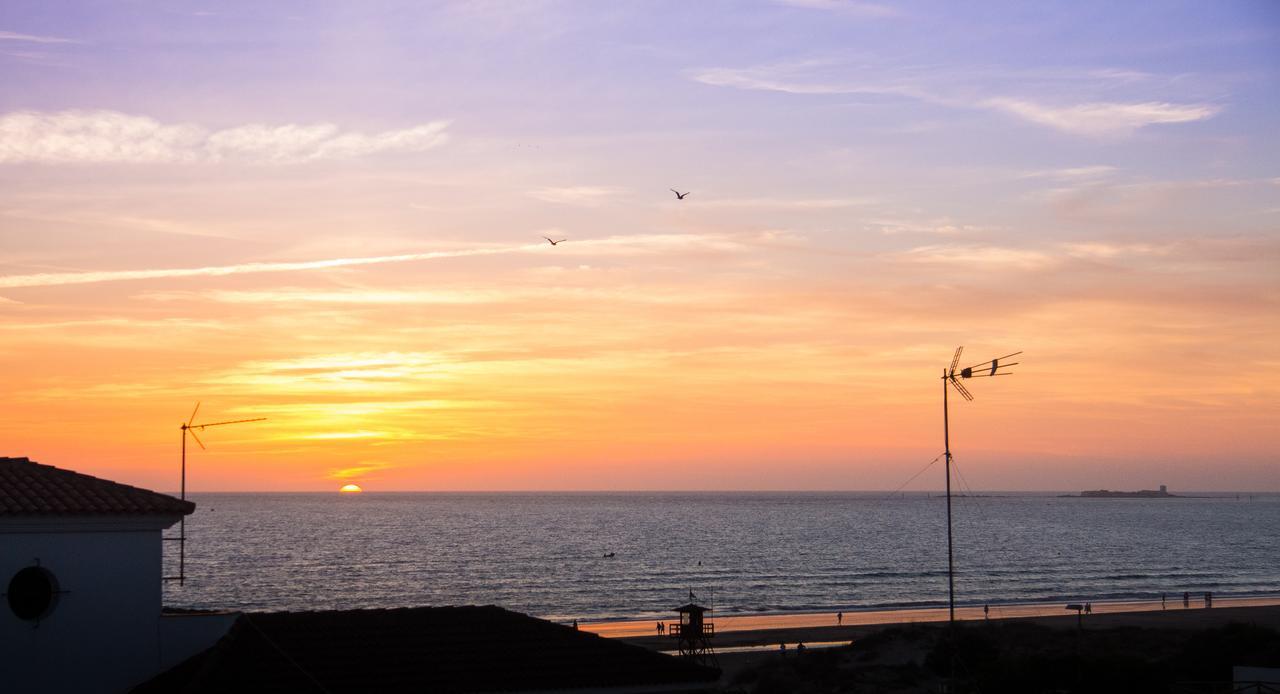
[604,600,1280,689]
[585,596,1280,647]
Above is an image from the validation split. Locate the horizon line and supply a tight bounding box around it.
[171,488,1279,495]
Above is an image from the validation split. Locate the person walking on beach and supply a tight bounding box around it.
[837,611,843,625]
[656,621,663,635]
[1162,593,1167,610]
[984,604,990,620]
[1183,591,1190,608]
[1205,592,1212,608]
[1084,602,1092,615]
[573,619,578,630]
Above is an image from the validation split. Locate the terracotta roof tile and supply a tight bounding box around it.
[0,457,194,517]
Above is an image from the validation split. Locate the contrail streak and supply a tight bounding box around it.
[0,244,547,289]
[0,233,743,289]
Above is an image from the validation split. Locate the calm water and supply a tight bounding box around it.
[162,492,1280,621]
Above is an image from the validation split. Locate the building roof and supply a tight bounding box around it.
[136,605,720,693]
[0,457,195,517]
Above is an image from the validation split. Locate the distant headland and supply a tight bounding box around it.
[1060,485,1179,499]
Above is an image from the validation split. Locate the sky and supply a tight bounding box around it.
[1,1,1277,492]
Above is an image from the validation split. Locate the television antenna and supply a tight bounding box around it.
[164,402,265,585]
[940,346,1020,624]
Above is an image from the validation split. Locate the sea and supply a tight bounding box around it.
[162,492,1280,622]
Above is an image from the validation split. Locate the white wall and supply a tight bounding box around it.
[0,516,188,693]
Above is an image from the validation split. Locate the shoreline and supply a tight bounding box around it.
[696,604,1280,686]
[580,594,1280,643]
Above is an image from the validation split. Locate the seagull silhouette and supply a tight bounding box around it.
[542,236,566,246]
[670,189,690,200]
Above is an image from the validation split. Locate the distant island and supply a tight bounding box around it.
[1060,485,1180,499]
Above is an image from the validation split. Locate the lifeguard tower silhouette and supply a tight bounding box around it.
[669,594,717,668]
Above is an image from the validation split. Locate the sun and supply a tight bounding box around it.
[338,484,363,493]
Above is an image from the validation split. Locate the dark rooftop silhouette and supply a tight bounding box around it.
[0,456,194,516]
[135,605,720,693]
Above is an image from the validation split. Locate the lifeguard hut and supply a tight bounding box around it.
[669,602,717,667]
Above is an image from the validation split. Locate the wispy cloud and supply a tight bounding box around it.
[138,285,738,307]
[696,196,873,209]
[329,461,396,480]
[899,240,1183,269]
[526,186,623,205]
[870,218,991,236]
[1062,242,1169,259]
[244,399,508,416]
[0,317,224,332]
[204,351,464,395]
[0,30,80,44]
[1018,165,1118,181]
[690,62,1220,136]
[0,233,754,289]
[983,99,1219,137]
[1,208,243,240]
[774,0,899,18]
[691,64,925,98]
[235,352,446,375]
[0,245,533,289]
[0,110,451,164]
[544,233,766,257]
[143,288,518,305]
[299,431,390,441]
[900,244,1054,270]
[1040,177,1262,220]
[206,122,450,162]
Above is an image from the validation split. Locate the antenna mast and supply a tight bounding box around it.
[165,402,265,585]
[940,347,1020,624]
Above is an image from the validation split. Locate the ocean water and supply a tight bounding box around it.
[162,492,1280,621]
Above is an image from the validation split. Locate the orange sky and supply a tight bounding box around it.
[2,3,1278,491]
[2,224,1275,491]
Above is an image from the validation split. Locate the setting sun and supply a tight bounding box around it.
[4,4,1280,692]
[0,2,1275,498]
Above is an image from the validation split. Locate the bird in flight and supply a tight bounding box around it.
[542,236,566,246]
[670,189,690,200]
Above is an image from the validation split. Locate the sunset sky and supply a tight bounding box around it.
[1,1,1277,491]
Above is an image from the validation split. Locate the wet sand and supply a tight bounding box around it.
[580,596,1280,648]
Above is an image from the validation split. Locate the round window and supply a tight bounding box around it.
[7,566,58,621]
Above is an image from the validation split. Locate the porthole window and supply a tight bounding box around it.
[7,566,59,621]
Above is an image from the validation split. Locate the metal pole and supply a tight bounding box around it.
[943,370,954,625]
[179,426,186,585]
